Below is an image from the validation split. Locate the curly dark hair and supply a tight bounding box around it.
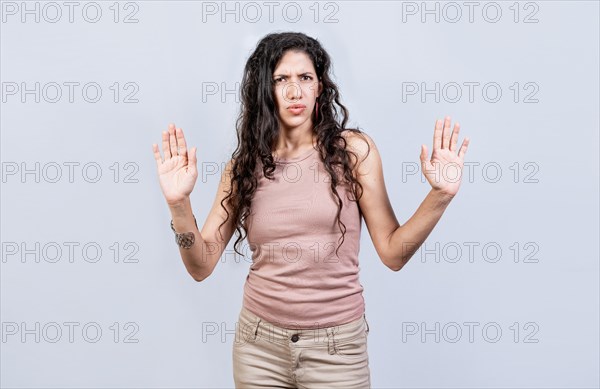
[218,31,371,259]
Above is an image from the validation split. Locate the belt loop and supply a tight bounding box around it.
[253,318,261,341]
[325,327,336,355]
[363,314,370,335]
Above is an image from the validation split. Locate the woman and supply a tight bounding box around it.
[152,32,470,388]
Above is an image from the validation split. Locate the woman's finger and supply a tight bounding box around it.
[162,129,171,159]
[442,116,451,149]
[458,137,470,159]
[188,146,198,177]
[433,118,443,151]
[152,143,163,167]
[449,122,460,153]
[169,125,178,157]
[176,127,188,159]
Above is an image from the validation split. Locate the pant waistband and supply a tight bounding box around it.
[236,305,369,347]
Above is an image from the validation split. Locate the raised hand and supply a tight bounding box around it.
[152,124,198,206]
[420,116,470,197]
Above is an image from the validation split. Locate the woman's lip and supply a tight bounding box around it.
[288,107,306,114]
[288,106,306,109]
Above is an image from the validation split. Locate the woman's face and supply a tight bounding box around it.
[272,50,322,132]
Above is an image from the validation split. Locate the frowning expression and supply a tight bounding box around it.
[272,50,323,131]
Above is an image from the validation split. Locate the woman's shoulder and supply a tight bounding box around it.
[340,128,376,164]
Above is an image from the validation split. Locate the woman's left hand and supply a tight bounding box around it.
[420,116,470,197]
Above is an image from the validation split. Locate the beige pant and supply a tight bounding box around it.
[232,305,371,388]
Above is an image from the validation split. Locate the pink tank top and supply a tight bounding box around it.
[242,145,366,329]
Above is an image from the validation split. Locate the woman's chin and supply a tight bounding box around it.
[281,116,310,128]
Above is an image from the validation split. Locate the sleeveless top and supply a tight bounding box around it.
[242,145,366,329]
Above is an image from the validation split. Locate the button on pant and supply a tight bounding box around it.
[232,305,371,388]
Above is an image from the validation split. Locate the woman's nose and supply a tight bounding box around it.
[284,82,302,101]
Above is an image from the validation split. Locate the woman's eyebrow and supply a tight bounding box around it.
[273,72,314,77]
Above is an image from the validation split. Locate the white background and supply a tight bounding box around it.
[1,1,599,388]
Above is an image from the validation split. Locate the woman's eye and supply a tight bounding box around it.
[273,76,313,83]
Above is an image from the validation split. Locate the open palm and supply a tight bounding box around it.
[420,116,470,197]
[152,124,198,206]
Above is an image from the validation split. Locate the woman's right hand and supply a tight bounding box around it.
[152,124,198,206]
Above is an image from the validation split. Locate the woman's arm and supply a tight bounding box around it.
[167,159,237,281]
[345,117,470,272]
[153,125,236,281]
[384,189,454,271]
